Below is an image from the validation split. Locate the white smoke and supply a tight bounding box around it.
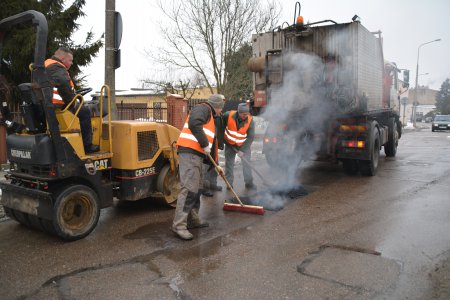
[260,51,341,193]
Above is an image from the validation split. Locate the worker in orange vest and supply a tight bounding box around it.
[223,102,256,190]
[172,94,225,240]
[45,47,98,154]
[202,95,226,197]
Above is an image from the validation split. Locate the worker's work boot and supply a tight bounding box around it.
[187,210,209,229]
[171,226,194,240]
[85,144,100,154]
[201,189,214,197]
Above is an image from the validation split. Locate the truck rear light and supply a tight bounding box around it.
[343,140,365,148]
[340,125,368,132]
[49,165,57,177]
[263,137,278,144]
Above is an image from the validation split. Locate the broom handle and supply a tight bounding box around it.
[231,147,270,186]
[206,153,244,206]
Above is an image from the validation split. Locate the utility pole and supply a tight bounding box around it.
[412,38,440,128]
[105,0,117,119]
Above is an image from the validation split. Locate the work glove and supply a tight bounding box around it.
[237,151,244,158]
[203,145,211,155]
[215,165,224,175]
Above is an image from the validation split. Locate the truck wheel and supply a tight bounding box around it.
[360,127,380,176]
[384,118,398,157]
[156,164,179,207]
[342,159,358,175]
[52,184,100,241]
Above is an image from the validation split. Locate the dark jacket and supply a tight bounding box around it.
[45,56,75,106]
[178,103,220,160]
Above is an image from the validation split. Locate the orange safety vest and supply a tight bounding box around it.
[177,104,217,157]
[44,58,75,105]
[224,111,252,147]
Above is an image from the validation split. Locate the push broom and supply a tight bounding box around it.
[206,153,265,215]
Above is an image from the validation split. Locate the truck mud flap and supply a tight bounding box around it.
[0,182,53,220]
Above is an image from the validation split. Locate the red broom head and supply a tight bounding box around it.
[223,203,265,215]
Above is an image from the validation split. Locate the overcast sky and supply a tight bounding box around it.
[75,0,450,93]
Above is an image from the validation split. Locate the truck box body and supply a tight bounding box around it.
[249,17,406,176]
[251,21,387,113]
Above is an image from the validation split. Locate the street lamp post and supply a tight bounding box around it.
[412,39,441,128]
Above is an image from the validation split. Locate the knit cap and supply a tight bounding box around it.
[207,94,225,109]
[238,102,249,113]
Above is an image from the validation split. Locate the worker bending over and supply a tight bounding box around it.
[172,94,224,240]
[223,102,256,190]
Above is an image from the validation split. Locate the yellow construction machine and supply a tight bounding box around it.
[0,11,180,240]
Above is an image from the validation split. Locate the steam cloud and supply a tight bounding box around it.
[255,50,355,209]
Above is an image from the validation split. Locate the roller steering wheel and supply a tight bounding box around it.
[76,87,93,96]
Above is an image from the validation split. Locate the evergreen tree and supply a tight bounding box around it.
[435,78,450,114]
[0,0,103,103]
[222,43,253,102]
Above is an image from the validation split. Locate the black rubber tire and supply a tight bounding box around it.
[52,184,100,241]
[4,206,57,235]
[26,214,44,231]
[360,127,380,176]
[342,159,359,175]
[6,207,32,228]
[384,118,398,157]
[156,164,179,207]
[39,218,57,236]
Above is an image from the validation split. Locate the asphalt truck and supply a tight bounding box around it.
[247,2,409,176]
[0,11,180,240]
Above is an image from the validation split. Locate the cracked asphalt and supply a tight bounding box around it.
[1,123,450,299]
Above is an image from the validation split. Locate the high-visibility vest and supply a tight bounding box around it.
[44,58,75,105]
[224,111,252,147]
[177,104,216,156]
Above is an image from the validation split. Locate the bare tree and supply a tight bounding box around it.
[149,0,280,94]
[140,74,205,101]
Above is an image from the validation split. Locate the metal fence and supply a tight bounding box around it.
[117,99,208,122]
[117,105,168,123]
[7,98,211,124]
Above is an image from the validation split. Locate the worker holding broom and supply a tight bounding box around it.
[172,94,225,240]
[223,102,256,190]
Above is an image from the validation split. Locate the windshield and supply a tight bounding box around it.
[434,115,450,121]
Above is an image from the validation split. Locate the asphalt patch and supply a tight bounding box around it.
[297,245,400,293]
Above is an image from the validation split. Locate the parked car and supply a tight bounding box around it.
[431,115,450,132]
[425,116,433,123]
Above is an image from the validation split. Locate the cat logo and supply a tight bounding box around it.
[94,159,109,171]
